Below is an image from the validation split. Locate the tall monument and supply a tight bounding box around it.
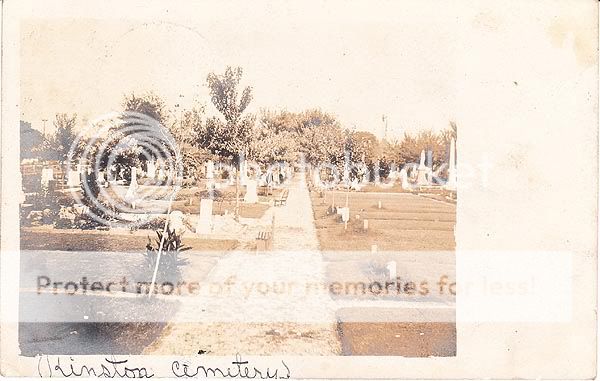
[416,150,429,186]
[445,138,457,191]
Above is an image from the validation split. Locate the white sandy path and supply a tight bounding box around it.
[145,171,341,355]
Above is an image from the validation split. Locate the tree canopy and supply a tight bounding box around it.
[197,66,254,164]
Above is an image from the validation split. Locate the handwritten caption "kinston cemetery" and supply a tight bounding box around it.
[38,354,291,379]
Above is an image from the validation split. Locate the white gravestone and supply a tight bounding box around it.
[67,169,81,187]
[125,167,138,207]
[169,210,186,235]
[313,170,321,188]
[416,150,429,186]
[40,167,54,188]
[244,179,258,203]
[77,163,85,176]
[338,207,350,222]
[196,198,213,234]
[131,167,138,186]
[205,160,214,179]
[386,261,397,281]
[399,167,409,189]
[445,138,457,191]
[146,160,156,179]
[157,166,166,182]
[97,171,106,185]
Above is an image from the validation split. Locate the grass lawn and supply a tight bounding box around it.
[65,185,272,219]
[310,191,456,252]
[20,229,238,253]
[336,308,456,356]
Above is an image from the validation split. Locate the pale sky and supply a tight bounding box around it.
[20,1,463,139]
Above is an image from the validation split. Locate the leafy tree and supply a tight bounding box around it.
[249,109,299,164]
[123,91,168,126]
[48,113,78,163]
[348,130,379,164]
[392,128,452,171]
[440,120,458,145]
[197,66,254,217]
[77,93,172,178]
[20,120,44,160]
[257,108,301,134]
[173,103,214,180]
[296,109,345,167]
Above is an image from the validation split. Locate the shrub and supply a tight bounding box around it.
[142,227,190,288]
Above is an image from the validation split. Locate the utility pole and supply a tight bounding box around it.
[41,118,48,136]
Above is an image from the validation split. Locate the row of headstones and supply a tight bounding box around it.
[205,160,291,184]
[312,139,457,190]
[59,162,176,189]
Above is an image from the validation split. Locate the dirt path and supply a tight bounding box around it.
[145,172,341,355]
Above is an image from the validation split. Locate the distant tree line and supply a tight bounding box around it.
[20,66,457,179]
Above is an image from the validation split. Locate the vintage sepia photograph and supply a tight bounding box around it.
[1,0,597,379]
[17,13,457,358]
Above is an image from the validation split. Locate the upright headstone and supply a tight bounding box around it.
[313,170,321,188]
[416,150,429,186]
[125,167,138,207]
[205,160,214,179]
[244,179,258,203]
[399,167,409,189]
[67,169,81,187]
[97,171,106,186]
[40,167,54,188]
[410,164,418,180]
[157,165,166,182]
[146,160,156,179]
[130,167,138,186]
[343,167,350,185]
[169,210,186,235]
[386,261,397,281]
[77,164,86,185]
[445,138,457,191]
[196,199,213,234]
[340,207,350,230]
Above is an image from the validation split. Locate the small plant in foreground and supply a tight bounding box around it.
[143,226,190,285]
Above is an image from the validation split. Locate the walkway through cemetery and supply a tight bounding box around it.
[145,171,341,355]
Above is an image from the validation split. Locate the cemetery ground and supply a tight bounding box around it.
[141,173,342,355]
[310,189,456,356]
[19,228,238,355]
[18,174,456,357]
[311,191,456,252]
[18,181,270,356]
